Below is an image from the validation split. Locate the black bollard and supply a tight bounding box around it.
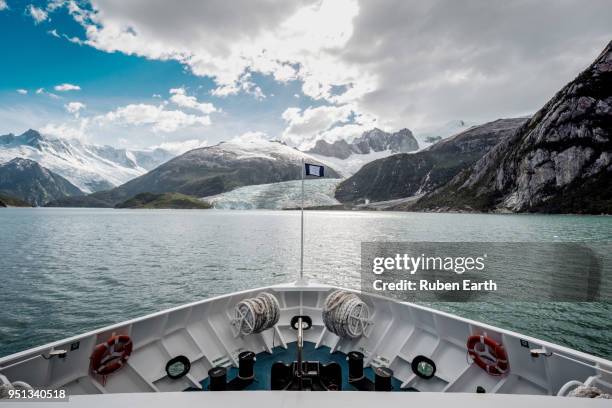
[347,351,365,381]
[238,351,256,380]
[208,366,227,391]
[374,366,393,391]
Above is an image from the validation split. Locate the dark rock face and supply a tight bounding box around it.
[308,139,354,159]
[0,158,83,206]
[425,136,443,144]
[335,118,527,203]
[50,140,340,207]
[354,128,419,154]
[306,128,419,158]
[412,41,612,214]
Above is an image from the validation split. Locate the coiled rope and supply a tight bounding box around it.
[567,385,611,399]
[232,292,280,336]
[0,375,33,399]
[322,290,370,338]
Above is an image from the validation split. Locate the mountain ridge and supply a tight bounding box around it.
[405,40,612,214]
[335,118,528,203]
[48,138,341,207]
[306,127,419,159]
[0,129,174,193]
[0,158,84,206]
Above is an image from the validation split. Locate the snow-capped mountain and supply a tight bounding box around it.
[0,130,174,193]
[305,128,418,160]
[0,158,83,206]
[303,128,420,177]
[335,118,527,204]
[50,137,341,207]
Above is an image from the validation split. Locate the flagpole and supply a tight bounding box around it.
[300,158,304,282]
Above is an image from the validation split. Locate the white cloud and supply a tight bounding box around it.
[48,29,60,38]
[36,0,612,147]
[40,119,89,141]
[99,103,211,133]
[16,89,28,95]
[27,5,48,24]
[210,73,266,100]
[152,139,209,155]
[281,104,380,148]
[230,131,269,144]
[55,0,358,104]
[281,104,358,147]
[0,0,8,11]
[65,101,86,117]
[35,88,60,99]
[54,83,81,92]
[169,87,216,114]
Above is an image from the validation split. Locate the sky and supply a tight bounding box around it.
[0,0,610,153]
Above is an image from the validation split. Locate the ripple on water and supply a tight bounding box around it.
[0,208,610,359]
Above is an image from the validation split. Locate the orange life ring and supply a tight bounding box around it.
[90,335,133,376]
[467,335,508,376]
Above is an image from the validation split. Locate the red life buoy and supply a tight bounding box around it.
[90,335,133,377]
[467,335,508,376]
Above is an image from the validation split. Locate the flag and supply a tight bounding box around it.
[305,163,324,177]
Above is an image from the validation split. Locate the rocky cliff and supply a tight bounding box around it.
[410,41,612,214]
[335,118,527,203]
[307,128,418,159]
[0,158,84,206]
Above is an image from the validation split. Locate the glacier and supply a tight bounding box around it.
[203,178,341,210]
[308,150,396,177]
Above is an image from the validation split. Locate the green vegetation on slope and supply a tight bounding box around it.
[115,192,212,209]
[0,193,32,207]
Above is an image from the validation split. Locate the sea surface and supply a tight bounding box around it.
[0,208,611,359]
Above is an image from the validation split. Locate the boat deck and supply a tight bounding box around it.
[196,342,410,392]
[1,282,611,403]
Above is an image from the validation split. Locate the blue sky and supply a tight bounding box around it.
[0,0,327,151]
[0,0,610,152]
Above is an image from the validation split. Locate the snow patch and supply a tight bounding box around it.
[308,150,397,177]
[0,134,173,193]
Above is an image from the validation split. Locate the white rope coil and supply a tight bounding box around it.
[568,385,611,399]
[322,290,370,338]
[232,292,280,336]
[0,377,33,399]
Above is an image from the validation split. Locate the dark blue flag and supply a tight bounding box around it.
[305,163,324,177]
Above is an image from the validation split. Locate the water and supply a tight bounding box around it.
[0,208,611,359]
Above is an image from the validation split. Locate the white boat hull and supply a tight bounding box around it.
[1,282,610,404]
